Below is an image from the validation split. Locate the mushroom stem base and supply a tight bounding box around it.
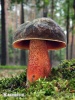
[27,40,51,82]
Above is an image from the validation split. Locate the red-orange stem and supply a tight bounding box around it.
[27,40,51,82]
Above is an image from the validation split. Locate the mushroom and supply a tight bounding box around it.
[13,18,66,83]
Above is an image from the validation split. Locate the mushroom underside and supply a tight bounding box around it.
[13,39,66,50]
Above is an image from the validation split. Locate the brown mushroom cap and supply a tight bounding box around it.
[13,18,66,50]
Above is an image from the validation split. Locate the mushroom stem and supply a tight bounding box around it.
[27,39,51,82]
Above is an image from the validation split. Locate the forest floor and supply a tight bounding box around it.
[0,59,75,100]
[0,69,24,79]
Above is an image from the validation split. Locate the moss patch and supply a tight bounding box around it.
[0,59,75,100]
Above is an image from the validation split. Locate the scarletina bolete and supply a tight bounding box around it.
[13,18,66,83]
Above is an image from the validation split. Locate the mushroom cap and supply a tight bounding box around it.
[13,18,66,50]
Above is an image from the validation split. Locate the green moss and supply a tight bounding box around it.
[0,65,26,69]
[0,59,75,100]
